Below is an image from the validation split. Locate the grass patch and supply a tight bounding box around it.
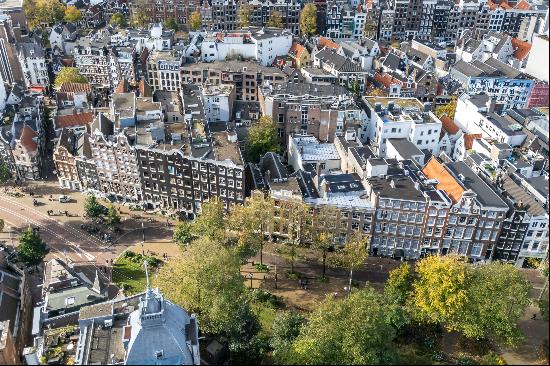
[112,251,161,295]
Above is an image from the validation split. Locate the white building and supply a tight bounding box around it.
[200,27,292,66]
[17,43,49,87]
[455,93,527,147]
[524,33,549,83]
[147,51,182,92]
[288,134,341,174]
[201,84,235,123]
[361,97,442,157]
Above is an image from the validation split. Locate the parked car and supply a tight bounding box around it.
[58,195,71,203]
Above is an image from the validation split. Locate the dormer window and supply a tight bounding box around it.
[155,350,163,359]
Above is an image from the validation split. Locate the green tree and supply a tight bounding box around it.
[189,11,202,31]
[284,202,311,274]
[164,17,178,31]
[155,237,245,335]
[461,262,532,346]
[84,195,105,220]
[291,287,398,365]
[348,79,362,98]
[24,0,66,30]
[226,301,264,363]
[237,4,252,28]
[333,233,369,294]
[299,3,317,37]
[64,5,81,23]
[17,226,48,266]
[246,116,281,163]
[266,10,283,28]
[363,15,377,39]
[131,0,149,28]
[270,311,305,364]
[191,198,225,241]
[173,220,194,249]
[54,67,88,89]
[227,194,274,263]
[410,255,469,327]
[0,162,11,184]
[384,263,414,329]
[434,97,457,120]
[106,204,121,228]
[110,13,128,28]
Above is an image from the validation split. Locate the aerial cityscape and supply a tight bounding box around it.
[0,0,548,364]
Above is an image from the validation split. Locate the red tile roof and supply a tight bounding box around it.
[289,42,307,59]
[55,112,94,128]
[115,79,129,94]
[440,116,460,135]
[511,38,531,60]
[19,125,38,152]
[319,36,340,51]
[515,0,531,10]
[464,133,482,150]
[374,72,404,88]
[422,157,465,204]
[59,82,91,94]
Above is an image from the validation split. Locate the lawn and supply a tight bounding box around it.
[112,251,161,295]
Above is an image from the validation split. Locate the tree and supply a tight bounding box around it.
[84,195,105,220]
[155,237,245,335]
[24,0,66,30]
[17,226,48,266]
[0,162,11,184]
[110,13,128,28]
[270,311,305,364]
[54,67,88,89]
[191,198,225,241]
[284,202,311,274]
[173,221,194,249]
[237,4,252,28]
[290,287,398,365]
[384,263,414,329]
[246,116,281,163]
[434,97,457,120]
[131,0,149,28]
[266,10,283,28]
[106,204,121,228]
[368,87,387,97]
[348,79,362,98]
[189,11,202,31]
[410,255,469,327]
[311,231,333,279]
[299,3,317,37]
[310,205,338,278]
[363,15,378,39]
[164,17,178,31]
[333,233,369,294]
[226,301,263,363]
[64,5,81,23]
[461,262,531,346]
[227,194,274,263]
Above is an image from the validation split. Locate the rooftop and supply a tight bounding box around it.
[368,175,426,201]
[387,138,424,159]
[292,135,340,162]
[202,84,234,97]
[364,96,424,110]
[112,93,136,119]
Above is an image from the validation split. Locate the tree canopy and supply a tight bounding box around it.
[173,220,194,249]
[84,195,105,220]
[266,10,284,28]
[110,13,128,28]
[106,204,121,228]
[164,17,178,31]
[54,67,88,89]
[189,11,202,31]
[191,198,225,241]
[408,255,532,346]
[0,162,11,184]
[237,5,253,28]
[131,1,149,28]
[270,311,306,364]
[24,0,66,30]
[17,226,48,266]
[290,287,399,365]
[434,97,458,120]
[246,116,281,163]
[299,4,317,37]
[64,5,81,23]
